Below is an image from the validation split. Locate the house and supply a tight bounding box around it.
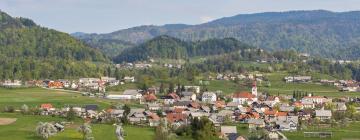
[147,103,161,111]
[228,134,246,140]
[173,101,191,108]
[123,76,135,83]
[47,81,64,89]
[79,78,100,87]
[247,119,265,129]
[148,113,160,126]
[220,126,237,139]
[184,86,201,93]
[202,92,217,103]
[123,90,142,99]
[232,92,258,105]
[226,102,242,110]
[181,91,197,101]
[143,94,157,103]
[268,131,279,140]
[161,93,180,104]
[263,96,280,107]
[166,113,187,127]
[301,100,315,109]
[1,80,22,87]
[284,76,311,83]
[275,116,298,131]
[85,105,98,111]
[334,102,347,112]
[315,108,332,121]
[106,94,133,100]
[302,95,327,104]
[107,109,124,118]
[40,103,54,111]
[189,112,210,120]
[128,108,146,124]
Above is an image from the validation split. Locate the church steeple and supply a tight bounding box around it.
[252,81,257,96]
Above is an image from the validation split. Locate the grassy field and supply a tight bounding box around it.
[283,122,360,140]
[0,113,155,140]
[259,72,360,97]
[0,87,116,109]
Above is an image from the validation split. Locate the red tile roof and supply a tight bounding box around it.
[174,108,185,113]
[189,102,200,109]
[149,113,160,121]
[168,93,180,100]
[144,94,157,101]
[233,92,255,99]
[166,113,186,123]
[276,112,288,116]
[40,103,53,109]
[264,109,277,116]
[215,101,226,108]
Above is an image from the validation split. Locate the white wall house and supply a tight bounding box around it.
[202,92,217,103]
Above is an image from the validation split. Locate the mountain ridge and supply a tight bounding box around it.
[74,10,360,60]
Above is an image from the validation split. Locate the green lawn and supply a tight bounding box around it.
[0,113,155,140]
[284,122,360,140]
[259,72,360,97]
[0,87,116,109]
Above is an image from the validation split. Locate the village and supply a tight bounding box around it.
[1,73,360,140]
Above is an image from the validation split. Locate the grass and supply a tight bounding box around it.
[0,113,155,140]
[283,122,360,140]
[0,87,114,109]
[259,72,360,97]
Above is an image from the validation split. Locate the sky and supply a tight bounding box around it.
[1,0,360,33]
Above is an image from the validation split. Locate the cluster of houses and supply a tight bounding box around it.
[0,80,22,87]
[98,81,352,139]
[212,73,264,82]
[0,76,135,93]
[29,80,357,140]
[284,76,312,83]
[115,63,152,69]
[320,79,360,92]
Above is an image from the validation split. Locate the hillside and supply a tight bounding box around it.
[113,35,253,62]
[75,10,360,60]
[0,10,109,80]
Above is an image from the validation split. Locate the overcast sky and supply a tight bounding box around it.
[1,0,360,33]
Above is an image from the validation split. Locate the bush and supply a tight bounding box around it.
[3,106,15,113]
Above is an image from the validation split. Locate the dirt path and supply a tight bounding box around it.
[0,118,17,125]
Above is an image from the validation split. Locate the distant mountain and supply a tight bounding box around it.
[0,10,109,80]
[75,10,360,60]
[113,35,253,62]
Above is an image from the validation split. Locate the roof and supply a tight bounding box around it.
[168,93,180,100]
[233,92,255,99]
[166,113,186,123]
[215,101,226,108]
[202,92,216,98]
[315,109,332,117]
[247,119,265,125]
[221,126,237,134]
[85,105,98,111]
[264,109,277,115]
[144,94,157,101]
[123,89,140,95]
[276,112,288,117]
[40,103,53,109]
[148,113,160,121]
[181,91,194,96]
[189,102,200,109]
[303,96,325,99]
[173,101,191,107]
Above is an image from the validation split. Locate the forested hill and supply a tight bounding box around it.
[75,10,360,60]
[0,10,109,80]
[113,35,253,62]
